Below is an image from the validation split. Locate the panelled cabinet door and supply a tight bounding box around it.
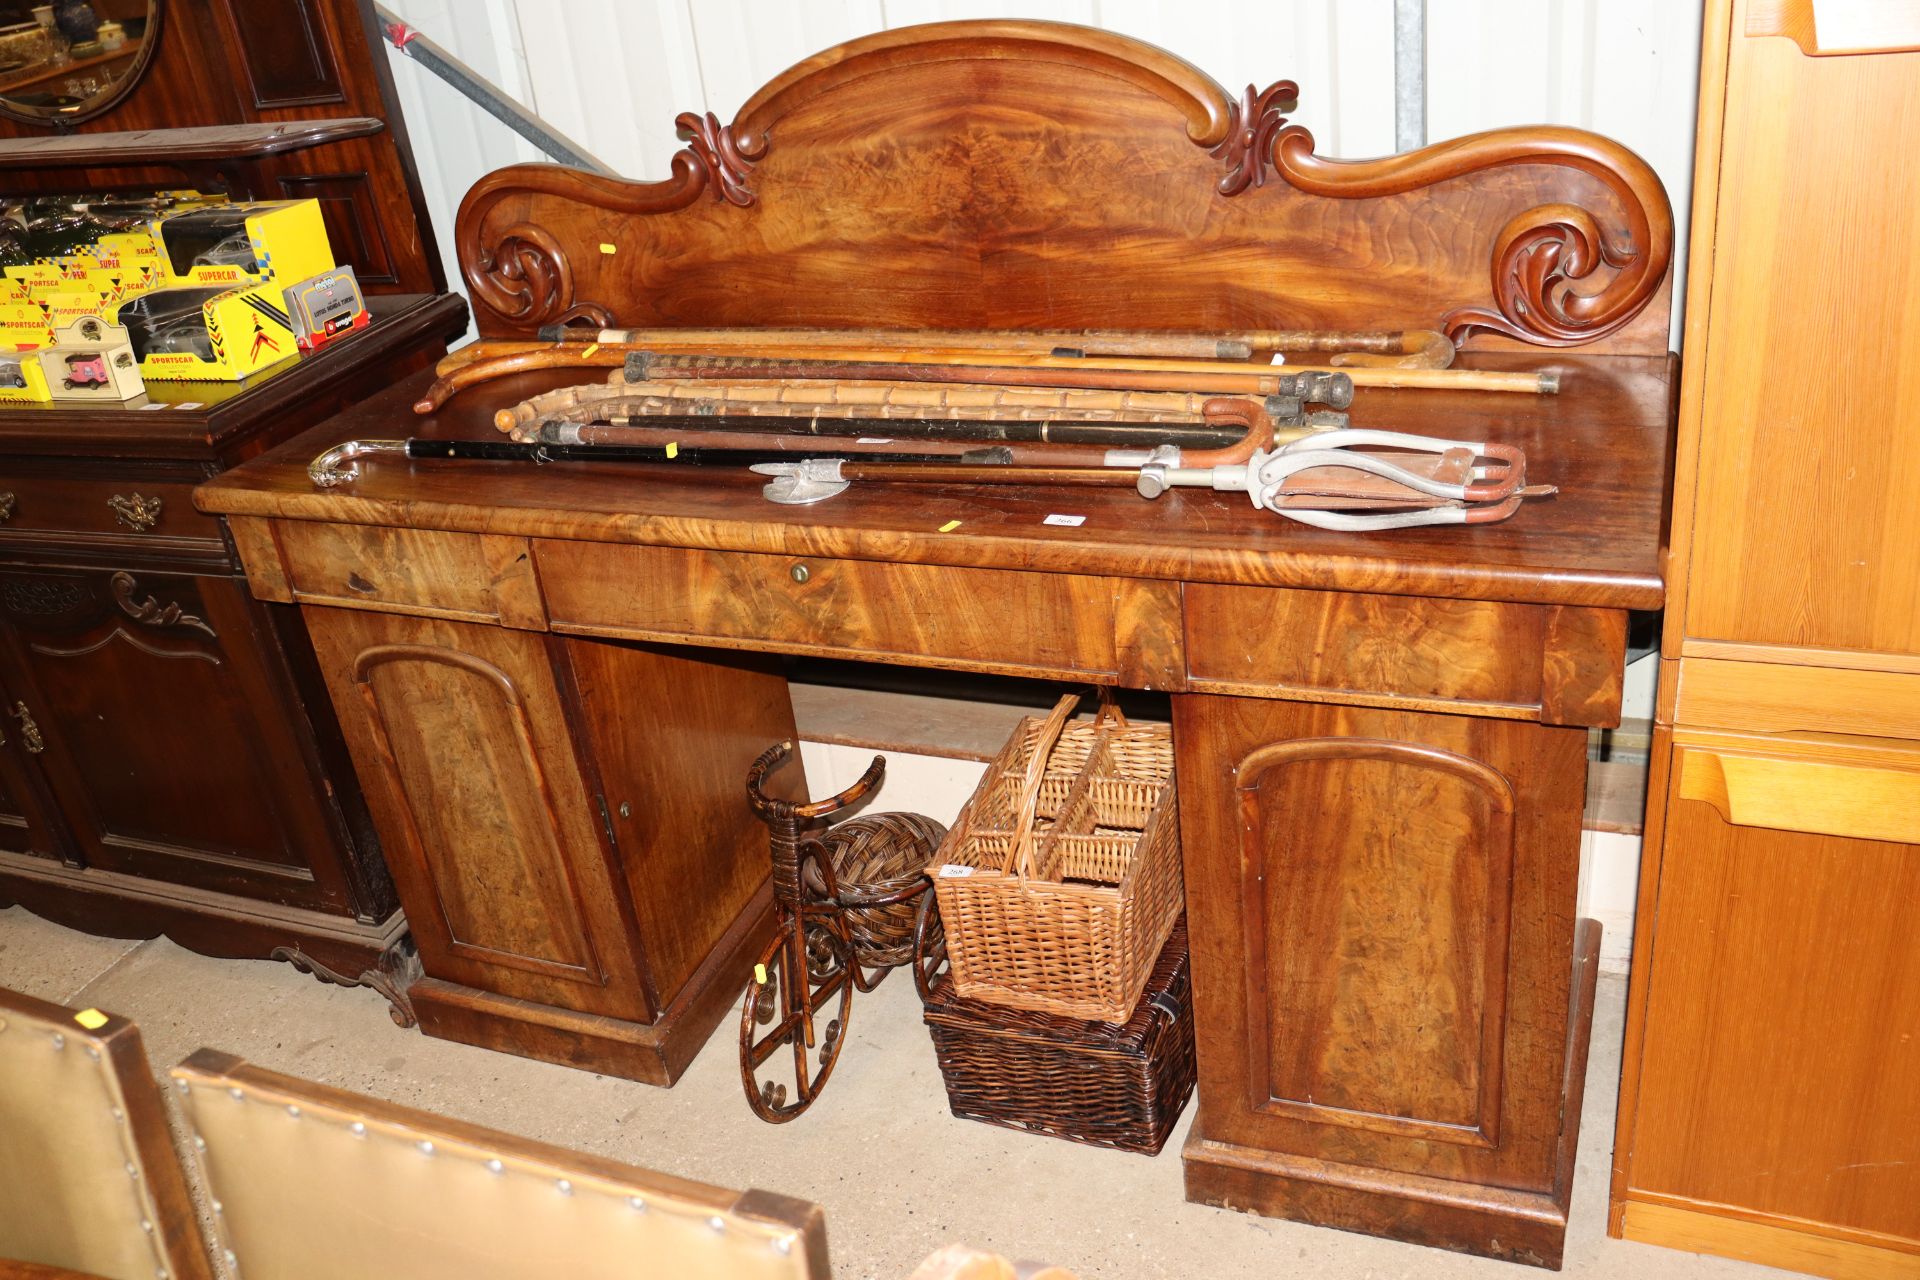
[0,569,356,909]
[1628,740,1920,1244]
[0,664,70,864]
[301,607,653,1022]
[1174,694,1588,1192]
[1682,31,1920,656]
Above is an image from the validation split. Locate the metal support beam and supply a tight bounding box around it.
[1393,0,1427,152]
[375,3,615,175]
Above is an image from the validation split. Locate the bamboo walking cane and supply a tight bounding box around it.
[415,351,1356,414]
[415,341,1538,414]
[430,325,1455,377]
[530,398,1277,466]
[538,325,1458,365]
[492,376,1273,437]
[428,329,1247,382]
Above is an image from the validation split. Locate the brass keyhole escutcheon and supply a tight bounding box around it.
[789,563,811,584]
[619,802,631,819]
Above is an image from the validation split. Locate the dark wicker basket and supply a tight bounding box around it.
[920,915,1195,1154]
[809,812,947,968]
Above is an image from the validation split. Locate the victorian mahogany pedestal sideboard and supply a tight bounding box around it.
[200,22,1674,1265]
[198,346,1667,1262]
[0,294,467,1016]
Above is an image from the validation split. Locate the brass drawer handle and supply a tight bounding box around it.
[11,702,42,755]
[0,492,14,523]
[107,493,162,533]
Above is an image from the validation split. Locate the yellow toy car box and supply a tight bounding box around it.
[108,199,335,381]
[0,350,52,402]
[149,199,333,290]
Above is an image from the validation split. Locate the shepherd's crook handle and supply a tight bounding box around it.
[310,439,407,488]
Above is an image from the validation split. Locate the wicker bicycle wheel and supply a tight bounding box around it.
[809,812,948,968]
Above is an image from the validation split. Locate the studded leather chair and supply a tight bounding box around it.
[0,988,211,1280]
[170,1048,831,1280]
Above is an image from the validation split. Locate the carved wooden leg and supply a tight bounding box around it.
[1174,693,1595,1268]
[272,936,423,1028]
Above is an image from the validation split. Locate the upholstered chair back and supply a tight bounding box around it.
[0,988,212,1280]
[170,1049,830,1280]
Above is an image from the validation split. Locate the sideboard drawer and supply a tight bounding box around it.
[537,540,1124,680]
[1184,585,1625,725]
[278,523,546,629]
[0,474,223,548]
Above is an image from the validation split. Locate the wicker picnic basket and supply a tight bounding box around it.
[927,692,1182,1023]
[919,913,1196,1154]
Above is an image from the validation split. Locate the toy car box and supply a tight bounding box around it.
[111,199,335,381]
[284,266,368,352]
[149,199,333,290]
[0,350,52,403]
[39,315,143,402]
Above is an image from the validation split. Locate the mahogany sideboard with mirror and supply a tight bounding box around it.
[0,0,463,1012]
[197,21,1674,1268]
[0,0,442,297]
[0,291,466,1013]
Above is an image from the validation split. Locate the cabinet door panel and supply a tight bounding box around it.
[0,569,351,908]
[0,712,67,863]
[1682,34,1920,654]
[304,608,651,1021]
[1176,694,1586,1189]
[1237,738,1514,1146]
[1631,742,1920,1242]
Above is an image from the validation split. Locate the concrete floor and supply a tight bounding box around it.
[0,905,1791,1280]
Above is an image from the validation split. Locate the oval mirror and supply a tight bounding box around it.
[0,0,161,126]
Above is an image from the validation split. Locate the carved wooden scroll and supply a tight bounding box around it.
[1266,126,1672,347]
[456,20,1673,354]
[1213,81,1300,196]
[674,110,763,206]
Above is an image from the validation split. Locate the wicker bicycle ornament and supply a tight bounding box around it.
[738,741,946,1122]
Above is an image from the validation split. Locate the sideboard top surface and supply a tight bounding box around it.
[201,20,1677,610]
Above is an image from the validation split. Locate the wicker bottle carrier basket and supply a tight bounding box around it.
[927,692,1182,1023]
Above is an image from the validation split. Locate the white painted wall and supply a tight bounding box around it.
[378,1,1694,971]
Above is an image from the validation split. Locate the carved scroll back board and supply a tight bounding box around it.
[458,22,1672,356]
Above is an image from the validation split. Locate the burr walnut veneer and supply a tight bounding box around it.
[199,21,1673,1267]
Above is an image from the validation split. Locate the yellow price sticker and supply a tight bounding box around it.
[666,441,679,459]
[582,343,600,358]
[754,963,768,985]
[73,1008,109,1030]
[938,519,962,533]
[598,242,617,254]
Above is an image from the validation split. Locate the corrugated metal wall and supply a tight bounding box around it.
[382,0,1703,347]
